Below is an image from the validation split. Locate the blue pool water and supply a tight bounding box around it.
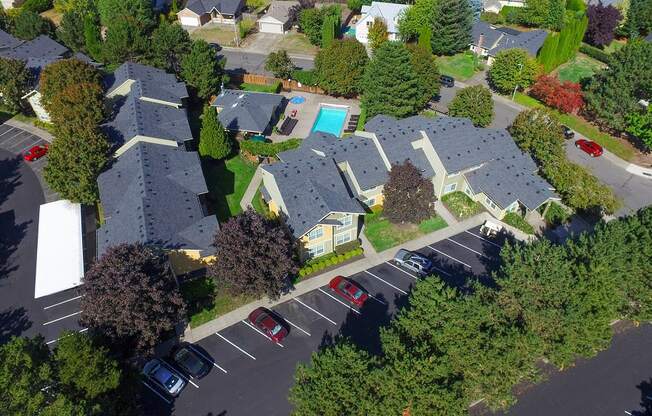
[311,106,348,137]
[290,96,306,104]
[344,26,356,37]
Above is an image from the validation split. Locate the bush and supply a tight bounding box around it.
[240,138,302,156]
[298,246,364,278]
[239,81,282,93]
[481,11,505,24]
[22,0,53,13]
[500,5,522,22]
[334,239,361,255]
[579,43,610,64]
[291,69,318,86]
[544,201,570,226]
[238,18,256,39]
[502,212,535,234]
[530,75,584,114]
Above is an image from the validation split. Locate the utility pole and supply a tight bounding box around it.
[512,62,524,101]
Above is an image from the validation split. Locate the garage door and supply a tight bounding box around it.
[259,22,283,34]
[180,16,200,26]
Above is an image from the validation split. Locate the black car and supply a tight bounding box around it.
[440,75,455,88]
[561,125,575,140]
[171,344,210,379]
[208,42,222,52]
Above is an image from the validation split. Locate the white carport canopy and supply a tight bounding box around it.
[35,200,84,298]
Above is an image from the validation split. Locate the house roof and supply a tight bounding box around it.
[105,61,188,106]
[0,29,22,50]
[470,22,547,57]
[97,142,218,256]
[262,151,365,238]
[24,56,62,92]
[646,33,652,42]
[261,0,299,24]
[184,0,244,16]
[360,1,410,34]
[471,21,504,49]
[1,35,69,61]
[211,89,285,133]
[102,93,192,149]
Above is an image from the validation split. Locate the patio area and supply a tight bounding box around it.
[269,91,361,142]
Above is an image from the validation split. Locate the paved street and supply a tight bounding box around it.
[498,324,652,416]
[140,225,509,415]
[218,49,314,77]
[0,125,83,346]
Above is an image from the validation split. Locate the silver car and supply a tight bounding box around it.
[143,358,186,397]
[393,249,432,276]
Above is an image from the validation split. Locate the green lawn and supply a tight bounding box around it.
[364,208,447,252]
[603,39,625,54]
[437,52,478,81]
[441,192,484,220]
[181,277,255,328]
[556,54,604,83]
[251,187,270,217]
[190,25,238,47]
[513,93,636,161]
[202,154,257,222]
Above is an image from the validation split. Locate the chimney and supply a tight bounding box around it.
[478,33,485,49]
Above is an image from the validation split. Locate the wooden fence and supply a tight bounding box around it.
[241,73,326,95]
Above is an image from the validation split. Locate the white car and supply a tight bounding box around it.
[143,359,186,397]
[393,249,432,276]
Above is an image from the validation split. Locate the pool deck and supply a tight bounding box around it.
[269,91,361,142]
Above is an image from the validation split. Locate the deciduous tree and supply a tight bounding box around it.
[299,7,323,45]
[397,0,437,40]
[362,42,421,118]
[0,58,32,113]
[488,48,541,94]
[265,49,295,79]
[209,209,298,299]
[199,106,231,159]
[315,39,368,97]
[181,39,223,101]
[530,75,584,114]
[81,243,186,355]
[39,58,102,112]
[430,0,473,55]
[383,160,435,224]
[625,106,652,150]
[47,82,105,129]
[448,85,494,127]
[368,17,388,51]
[585,1,622,47]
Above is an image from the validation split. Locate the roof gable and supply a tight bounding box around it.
[360,1,410,33]
[211,89,285,133]
[184,0,245,15]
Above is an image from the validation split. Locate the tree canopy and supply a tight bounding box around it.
[199,106,231,159]
[39,58,102,112]
[625,105,652,150]
[97,0,154,28]
[102,16,150,64]
[47,82,105,130]
[265,50,295,79]
[488,48,541,94]
[315,39,369,97]
[11,9,53,40]
[146,19,191,74]
[57,9,86,52]
[585,1,622,47]
[383,160,436,224]
[398,0,437,40]
[430,0,473,55]
[448,85,494,127]
[368,17,388,51]
[0,58,32,113]
[181,39,224,101]
[408,44,440,109]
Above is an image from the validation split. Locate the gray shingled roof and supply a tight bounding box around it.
[97,142,218,255]
[24,56,61,91]
[0,29,22,50]
[471,21,504,50]
[102,93,192,149]
[262,151,365,238]
[470,22,547,57]
[263,1,299,24]
[105,61,188,106]
[211,89,285,134]
[185,0,245,15]
[2,35,69,60]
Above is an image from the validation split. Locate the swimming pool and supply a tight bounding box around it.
[311,106,348,137]
[344,26,356,37]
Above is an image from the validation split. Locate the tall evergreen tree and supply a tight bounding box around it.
[622,0,652,38]
[368,17,388,51]
[407,44,440,108]
[181,39,223,101]
[362,42,421,118]
[199,106,231,160]
[417,26,432,54]
[430,0,473,55]
[146,19,191,74]
[57,10,86,52]
[102,16,150,64]
[83,15,103,62]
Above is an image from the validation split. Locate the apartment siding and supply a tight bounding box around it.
[168,250,216,275]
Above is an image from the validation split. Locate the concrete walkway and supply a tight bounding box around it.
[435,200,458,226]
[239,165,263,210]
[183,212,530,343]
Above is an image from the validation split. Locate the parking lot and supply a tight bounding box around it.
[140,225,508,415]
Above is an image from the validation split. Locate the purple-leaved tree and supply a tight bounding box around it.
[585,1,622,47]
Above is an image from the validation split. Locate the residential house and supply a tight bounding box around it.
[262,115,559,259]
[178,0,245,26]
[470,21,547,65]
[482,0,524,13]
[0,0,24,9]
[211,89,286,135]
[257,0,299,34]
[102,62,192,156]
[96,142,219,274]
[355,2,410,44]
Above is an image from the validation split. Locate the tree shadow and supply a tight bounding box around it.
[0,210,31,280]
[636,378,652,416]
[200,157,235,223]
[0,306,32,344]
[0,154,21,207]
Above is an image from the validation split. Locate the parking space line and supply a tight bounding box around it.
[446,238,489,259]
[283,318,311,336]
[215,332,256,360]
[292,298,337,325]
[0,126,15,137]
[17,139,43,154]
[3,130,25,144]
[187,345,228,374]
[9,134,36,149]
[43,295,83,310]
[368,294,388,305]
[384,262,418,280]
[317,288,361,315]
[464,230,503,249]
[241,320,284,348]
[427,245,472,268]
[46,327,88,345]
[170,367,199,388]
[141,380,172,404]
[42,310,82,326]
[364,270,408,295]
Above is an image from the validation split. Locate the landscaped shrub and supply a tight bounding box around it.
[544,201,571,226]
[481,11,505,24]
[579,43,611,64]
[238,18,256,39]
[298,247,364,278]
[530,75,584,114]
[502,212,535,234]
[334,239,361,255]
[441,191,483,219]
[239,81,282,93]
[240,138,302,156]
[22,0,53,13]
[291,69,318,86]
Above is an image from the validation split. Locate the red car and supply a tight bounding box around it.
[247,307,288,343]
[23,144,48,161]
[575,139,603,157]
[329,276,368,307]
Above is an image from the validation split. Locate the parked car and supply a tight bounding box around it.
[575,139,603,157]
[248,307,288,343]
[561,125,575,140]
[329,275,368,307]
[208,42,221,52]
[170,344,210,379]
[23,144,48,161]
[142,359,186,397]
[393,249,432,276]
[440,75,455,88]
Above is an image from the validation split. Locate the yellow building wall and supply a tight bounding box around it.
[268,199,280,216]
[168,250,216,275]
[299,224,334,260]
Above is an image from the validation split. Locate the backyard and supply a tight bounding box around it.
[181,276,255,328]
[363,207,448,252]
[202,154,258,222]
[437,52,479,81]
[556,54,605,83]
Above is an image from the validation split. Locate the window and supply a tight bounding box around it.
[484,196,497,210]
[336,214,352,230]
[308,243,325,258]
[464,185,474,196]
[443,183,457,194]
[367,21,372,27]
[308,227,323,240]
[335,231,352,246]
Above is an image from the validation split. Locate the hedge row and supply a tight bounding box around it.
[240,138,302,156]
[579,43,611,64]
[291,69,318,86]
[298,247,364,278]
[240,81,282,93]
[502,212,535,234]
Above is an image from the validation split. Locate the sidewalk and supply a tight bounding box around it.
[6,118,54,142]
[240,165,263,210]
[183,212,527,343]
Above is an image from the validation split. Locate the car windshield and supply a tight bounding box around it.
[352,289,364,299]
[271,324,282,336]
